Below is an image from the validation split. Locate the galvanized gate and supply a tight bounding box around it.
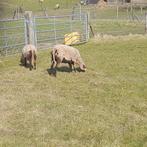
[34,13,89,49]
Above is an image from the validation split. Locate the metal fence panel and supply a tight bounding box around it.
[34,13,89,49]
[80,5,146,36]
[0,13,89,56]
[0,18,25,56]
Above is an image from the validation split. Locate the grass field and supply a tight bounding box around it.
[90,20,145,36]
[0,0,79,18]
[0,36,147,146]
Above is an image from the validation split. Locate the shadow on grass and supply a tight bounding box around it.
[19,63,35,71]
[47,66,83,77]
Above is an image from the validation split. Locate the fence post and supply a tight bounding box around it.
[79,4,82,21]
[53,16,57,44]
[145,13,147,33]
[4,29,8,56]
[86,13,90,40]
[24,11,36,45]
[116,1,119,20]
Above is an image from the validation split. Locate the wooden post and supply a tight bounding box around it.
[89,23,95,37]
[24,11,36,45]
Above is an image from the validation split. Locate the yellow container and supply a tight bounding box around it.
[64,32,80,45]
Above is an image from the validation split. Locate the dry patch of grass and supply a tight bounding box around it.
[92,33,147,43]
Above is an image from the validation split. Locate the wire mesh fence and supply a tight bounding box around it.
[73,3,147,36]
[0,18,25,56]
[1,3,147,57]
[34,13,89,49]
[85,6,147,22]
[0,13,89,56]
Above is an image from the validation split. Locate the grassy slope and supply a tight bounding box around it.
[0,0,79,9]
[0,38,147,146]
[90,20,145,35]
[0,0,79,18]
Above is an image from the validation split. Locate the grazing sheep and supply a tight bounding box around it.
[50,44,86,73]
[20,44,37,70]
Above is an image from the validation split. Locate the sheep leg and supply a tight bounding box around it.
[51,62,54,69]
[34,54,37,70]
[29,62,33,71]
[24,57,27,67]
[28,57,33,71]
[72,63,76,72]
[68,63,72,72]
[50,61,57,76]
[51,61,57,69]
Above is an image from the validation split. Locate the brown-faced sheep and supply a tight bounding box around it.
[50,44,86,73]
[20,44,37,70]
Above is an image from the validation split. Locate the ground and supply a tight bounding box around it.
[0,37,147,146]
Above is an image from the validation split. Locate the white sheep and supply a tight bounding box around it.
[50,44,86,73]
[20,44,37,70]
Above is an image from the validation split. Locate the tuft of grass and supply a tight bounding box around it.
[0,38,147,146]
[92,33,147,43]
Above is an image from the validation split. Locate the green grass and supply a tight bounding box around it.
[89,20,145,36]
[1,0,147,20]
[0,37,147,146]
[0,0,79,18]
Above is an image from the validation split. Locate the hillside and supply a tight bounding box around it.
[0,0,79,18]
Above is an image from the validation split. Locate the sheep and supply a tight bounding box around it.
[20,44,37,70]
[50,44,86,73]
